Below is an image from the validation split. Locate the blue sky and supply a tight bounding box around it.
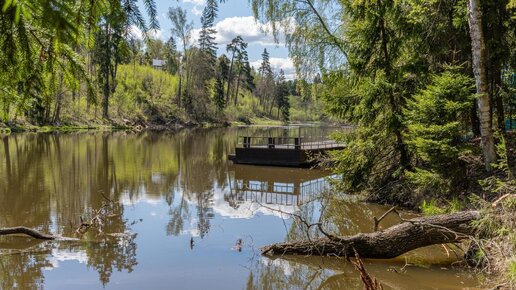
[137,0,295,79]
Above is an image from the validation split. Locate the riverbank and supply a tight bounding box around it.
[0,117,343,134]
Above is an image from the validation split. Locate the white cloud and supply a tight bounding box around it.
[129,25,143,40]
[192,16,289,47]
[251,57,296,80]
[128,25,164,40]
[191,5,203,16]
[183,0,205,5]
[183,0,205,16]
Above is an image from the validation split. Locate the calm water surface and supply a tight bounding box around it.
[0,128,480,289]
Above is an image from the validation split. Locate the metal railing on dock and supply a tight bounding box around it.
[236,125,351,150]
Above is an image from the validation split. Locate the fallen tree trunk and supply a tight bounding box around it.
[0,227,56,240]
[262,211,480,259]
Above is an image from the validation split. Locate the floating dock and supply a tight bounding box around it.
[228,126,348,167]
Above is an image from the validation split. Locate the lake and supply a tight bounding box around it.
[0,128,480,289]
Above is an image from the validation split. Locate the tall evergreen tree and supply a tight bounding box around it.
[198,0,218,69]
[218,54,230,83]
[165,36,179,74]
[225,36,245,103]
[275,69,290,121]
[233,42,249,105]
[214,76,225,111]
[257,48,275,113]
[258,48,272,76]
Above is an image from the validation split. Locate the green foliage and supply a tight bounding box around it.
[508,259,516,284]
[419,198,463,215]
[420,199,446,215]
[405,69,475,199]
[111,64,182,123]
[214,77,225,111]
[479,132,516,195]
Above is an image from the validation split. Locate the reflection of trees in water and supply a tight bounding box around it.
[244,257,338,290]
[0,244,52,290]
[0,132,180,286]
[324,198,418,235]
[166,192,190,236]
[0,128,240,286]
[83,235,138,286]
[0,234,138,289]
[166,128,235,237]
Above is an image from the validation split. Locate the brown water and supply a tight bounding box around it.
[0,128,481,289]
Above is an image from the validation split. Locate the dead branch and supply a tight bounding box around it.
[491,194,516,208]
[372,206,406,231]
[76,202,117,235]
[0,227,55,240]
[352,249,384,290]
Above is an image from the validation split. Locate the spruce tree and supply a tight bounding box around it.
[275,69,290,121]
[198,0,218,69]
[214,76,225,111]
[258,48,272,76]
[405,69,476,197]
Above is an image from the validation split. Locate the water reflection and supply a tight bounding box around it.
[246,255,480,290]
[227,165,331,207]
[0,129,479,289]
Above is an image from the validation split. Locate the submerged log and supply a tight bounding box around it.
[262,211,480,259]
[0,226,56,240]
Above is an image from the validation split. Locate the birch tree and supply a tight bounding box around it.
[467,0,497,170]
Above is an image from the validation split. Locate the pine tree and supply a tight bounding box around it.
[275,69,290,121]
[257,48,275,114]
[165,36,179,74]
[258,48,272,76]
[198,0,218,69]
[233,42,249,105]
[225,36,245,103]
[214,76,225,111]
[218,54,230,82]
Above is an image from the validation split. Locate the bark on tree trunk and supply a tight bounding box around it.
[234,70,242,106]
[467,0,497,170]
[226,51,235,104]
[261,211,480,259]
[470,103,481,136]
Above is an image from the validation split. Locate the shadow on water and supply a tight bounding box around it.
[0,129,480,289]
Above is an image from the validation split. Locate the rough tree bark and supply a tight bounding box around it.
[467,0,497,171]
[261,211,480,259]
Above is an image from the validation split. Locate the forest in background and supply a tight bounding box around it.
[0,0,328,130]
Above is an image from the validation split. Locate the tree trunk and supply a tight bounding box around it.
[262,211,480,259]
[102,72,110,120]
[178,58,183,108]
[492,64,505,132]
[52,72,64,124]
[467,0,497,170]
[470,104,481,136]
[234,70,242,106]
[226,51,235,104]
